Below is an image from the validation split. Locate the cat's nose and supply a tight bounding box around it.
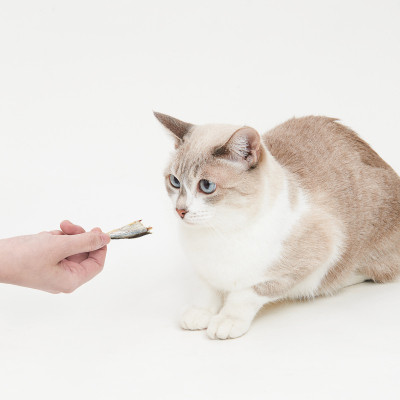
[176,209,187,219]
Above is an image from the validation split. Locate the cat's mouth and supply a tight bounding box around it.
[182,216,210,226]
[182,217,199,225]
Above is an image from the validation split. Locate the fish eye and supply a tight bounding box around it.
[169,174,181,188]
[199,179,216,194]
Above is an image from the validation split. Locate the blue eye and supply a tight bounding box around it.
[199,179,216,194]
[169,174,180,188]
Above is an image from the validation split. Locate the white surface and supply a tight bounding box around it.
[1,1,400,399]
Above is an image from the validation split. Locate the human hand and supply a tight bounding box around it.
[0,220,111,293]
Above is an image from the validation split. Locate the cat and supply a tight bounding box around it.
[155,111,400,340]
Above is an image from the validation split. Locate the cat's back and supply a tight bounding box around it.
[263,116,394,181]
[263,116,400,245]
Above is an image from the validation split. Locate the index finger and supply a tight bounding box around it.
[60,220,86,235]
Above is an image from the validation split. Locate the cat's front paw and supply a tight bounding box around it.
[180,308,213,330]
[207,315,251,340]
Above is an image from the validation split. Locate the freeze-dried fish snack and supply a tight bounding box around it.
[107,220,152,240]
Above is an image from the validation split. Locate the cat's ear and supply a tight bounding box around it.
[153,111,194,147]
[214,127,261,168]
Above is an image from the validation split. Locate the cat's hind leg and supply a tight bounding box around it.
[180,277,223,331]
[358,228,400,284]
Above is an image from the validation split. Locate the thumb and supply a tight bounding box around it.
[55,232,111,260]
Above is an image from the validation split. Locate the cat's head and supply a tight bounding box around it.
[155,112,267,228]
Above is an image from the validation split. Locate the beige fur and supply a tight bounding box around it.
[259,116,400,295]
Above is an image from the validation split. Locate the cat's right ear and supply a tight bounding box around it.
[153,112,194,148]
[213,126,261,169]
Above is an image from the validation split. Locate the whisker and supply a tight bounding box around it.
[205,219,230,245]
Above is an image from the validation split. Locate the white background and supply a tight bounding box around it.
[1,1,400,399]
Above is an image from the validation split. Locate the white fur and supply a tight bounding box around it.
[180,176,309,292]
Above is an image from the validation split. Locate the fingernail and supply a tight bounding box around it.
[100,233,111,246]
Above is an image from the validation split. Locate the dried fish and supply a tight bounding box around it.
[107,220,152,240]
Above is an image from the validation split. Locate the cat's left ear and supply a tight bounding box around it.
[153,111,194,147]
[214,127,261,168]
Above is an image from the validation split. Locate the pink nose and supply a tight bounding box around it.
[176,209,187,219]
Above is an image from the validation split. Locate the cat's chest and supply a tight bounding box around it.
[182,231,281,291]
[179,199,305,291]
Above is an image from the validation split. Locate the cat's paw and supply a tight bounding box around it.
[207,315,251,340]
[180,308,213,330]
